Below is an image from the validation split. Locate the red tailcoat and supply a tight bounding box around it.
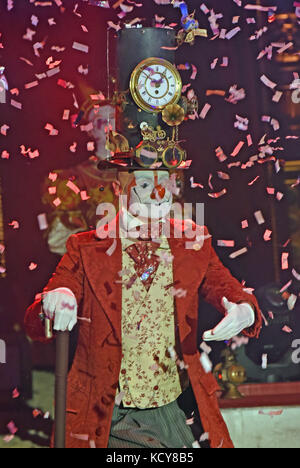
[24,218,262,449]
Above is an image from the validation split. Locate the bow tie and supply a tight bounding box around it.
[125,241,161,291]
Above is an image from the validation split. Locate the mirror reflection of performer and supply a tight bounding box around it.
[42,87,122,256]
[25,147,262,448]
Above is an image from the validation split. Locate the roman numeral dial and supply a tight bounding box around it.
[130,57,182,113]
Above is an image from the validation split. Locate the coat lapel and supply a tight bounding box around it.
[168,222,210,356]
[80,219,123,343]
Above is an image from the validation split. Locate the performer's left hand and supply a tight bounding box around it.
[203,297,255,342]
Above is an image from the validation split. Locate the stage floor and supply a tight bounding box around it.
[0,370,54,448]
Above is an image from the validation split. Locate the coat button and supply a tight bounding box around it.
[95,427,102,437]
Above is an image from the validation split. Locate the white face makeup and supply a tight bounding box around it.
[88,105,116,160]
[128,171,173,220]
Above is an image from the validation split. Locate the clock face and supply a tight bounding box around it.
[130,58,182,113]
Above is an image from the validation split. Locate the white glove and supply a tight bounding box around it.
[203,297,255,342]
[42,287,77,332]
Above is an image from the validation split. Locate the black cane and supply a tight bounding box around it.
[45,319,69,449]
[54,330,69,448]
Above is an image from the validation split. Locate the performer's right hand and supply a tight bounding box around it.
[42,288,78,332]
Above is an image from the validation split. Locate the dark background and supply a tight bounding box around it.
[0,0,299,362]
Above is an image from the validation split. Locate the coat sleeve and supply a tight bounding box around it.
[199,229,262,339]
[24,234,84,343]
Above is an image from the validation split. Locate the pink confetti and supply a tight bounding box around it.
[226,27,241,40]
[37,213,48,230]
[80,191,90,201]
[62,109,70,120]
[199,103,211,119]
[292,268,300,281]
[208,188,227,199]
[217,240,235,247]
[190,177,204,189]
[72,42,89,53]
[45,123,58,136]
[8,220,19,230]
[1,150,10,159]
[215,147,227,162]
[248,176,260,186]
[69,142,77,153]
[106,239,117,256]
[10,99,22,110]
[66,181,80,194]
[190,64,198,80]
[263,230,272,241]
[229,247,248,259]
[245,4,277,13]
[32,409,42,418]
[280,280,292,293]
[272,91,283,103]
[7,0,14,11]
[254,210,265,225]
[7,421,18,435]
[12,388,20,399]
[24,81,39,89]
[1,124,10,135]
[281,252,289,271]
[217,171,230,180]
[231,141,244,157]
[53,198,62,207]
[260,74,277,90]
[48,172,58,182]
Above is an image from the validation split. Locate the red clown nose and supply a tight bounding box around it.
[151,185,166,201]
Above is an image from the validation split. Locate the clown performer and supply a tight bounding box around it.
[25,153,262,448]
[25,27,262,449]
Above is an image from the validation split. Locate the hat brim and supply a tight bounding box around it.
[97,159,192,172]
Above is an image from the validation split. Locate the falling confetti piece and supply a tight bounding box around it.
[12,388,20,399]
[231,141,244,157]
[208,188,227,199]
[261,353,268,369]
[7,421,18,435]
[8,220,19,229]
[199,103,211,119]
[229,247,248,259]
[254,210,265,225]
[281,252,289,271]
